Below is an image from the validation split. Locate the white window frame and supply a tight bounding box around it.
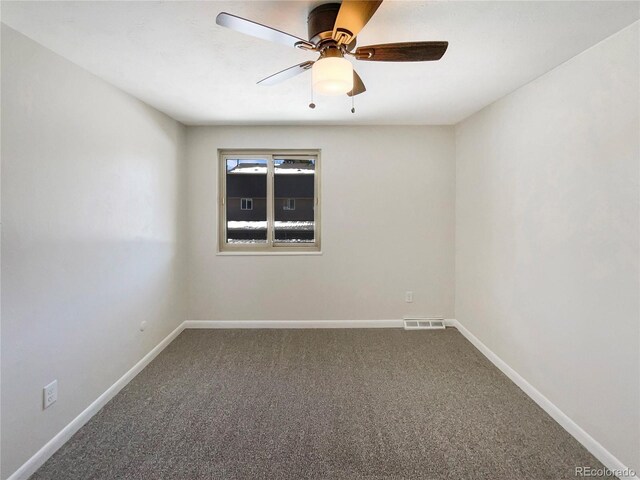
[218,150,321,254]
[240,198,253,210]
[283,198,296,211]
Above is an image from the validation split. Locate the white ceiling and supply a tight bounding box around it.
[2,1,638,125]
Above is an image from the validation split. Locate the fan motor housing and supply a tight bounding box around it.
[307,3,341,45]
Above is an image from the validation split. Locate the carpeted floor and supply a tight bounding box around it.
[30,328,611,479]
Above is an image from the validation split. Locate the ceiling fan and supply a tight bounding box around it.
[216,1,448,104]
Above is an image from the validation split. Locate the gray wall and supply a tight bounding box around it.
[455,23,639,473]
[1,25,187,479]
[186,125,456,321]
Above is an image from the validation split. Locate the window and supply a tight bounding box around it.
[240,198,253,210]
[219,150,320,253]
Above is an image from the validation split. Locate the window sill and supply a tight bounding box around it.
[216,250,323,256]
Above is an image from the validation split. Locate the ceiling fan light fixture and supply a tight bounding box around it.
[312,56,353,95]
[217,2,450,99]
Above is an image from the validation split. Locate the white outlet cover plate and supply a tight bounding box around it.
[43,380,58,409]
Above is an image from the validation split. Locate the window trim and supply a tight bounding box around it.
[240,198,253,210]
[283,198,295,211]
[218,149,321,254]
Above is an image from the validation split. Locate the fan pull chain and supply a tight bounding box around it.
[309,83,316,109]
[351,95,355,114]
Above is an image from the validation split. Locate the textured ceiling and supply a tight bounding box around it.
[2,1,638,125]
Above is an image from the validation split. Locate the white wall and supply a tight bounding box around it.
[455,22,639,473]
[187,126,455,321]
[1,25,187,479]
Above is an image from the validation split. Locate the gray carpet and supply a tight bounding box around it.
[30,328,611,479]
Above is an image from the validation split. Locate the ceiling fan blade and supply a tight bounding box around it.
[347,70,366,97]
[257,61,315,86]
[216,12,315,50]
[332,1,383,45]
[355,41,448,62]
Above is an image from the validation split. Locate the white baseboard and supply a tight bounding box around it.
[447,319,639,480]
[7,321,187,480]
[11,318,636,480]
[184,319,404,329]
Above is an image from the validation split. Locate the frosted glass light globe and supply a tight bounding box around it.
[312,57,354,95]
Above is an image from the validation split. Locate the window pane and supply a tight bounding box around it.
[273,158,315,243]
[226,158,267,244]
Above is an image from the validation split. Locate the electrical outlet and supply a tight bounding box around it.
[405,291,413,303]
[43,380,57,409]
